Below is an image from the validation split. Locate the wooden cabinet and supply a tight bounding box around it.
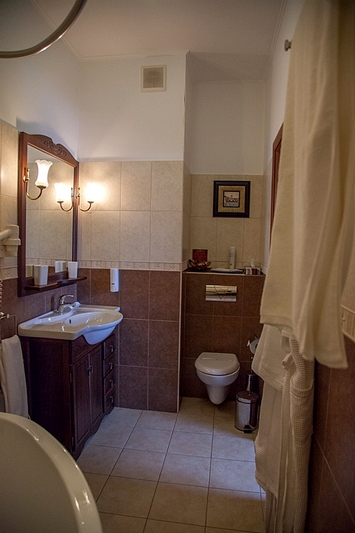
[22,332,117,459]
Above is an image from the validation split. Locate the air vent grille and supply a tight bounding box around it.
[141,66,166,92]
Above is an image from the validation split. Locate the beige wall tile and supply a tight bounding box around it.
[90,211,120,261]
[151,161,184,212]
[120,211,150,262]
[190,216,217,262]
[216,218,244,268]
[150,211,182,263]
[121,161,151,211]
[191,175,215,217]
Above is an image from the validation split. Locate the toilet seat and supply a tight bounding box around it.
[195,352,239,376]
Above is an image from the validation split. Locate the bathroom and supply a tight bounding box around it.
[0,1,355,531]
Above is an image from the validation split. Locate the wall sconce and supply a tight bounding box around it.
[24,160,53,200]
[55,183,74,212]
[55,183,96,212]
[77,184,95,212]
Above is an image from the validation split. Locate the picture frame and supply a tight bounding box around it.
[213,180,250,218]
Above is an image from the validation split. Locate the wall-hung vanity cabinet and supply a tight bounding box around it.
[22,332,117,459]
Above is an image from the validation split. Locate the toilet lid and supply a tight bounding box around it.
[195,352,240,376]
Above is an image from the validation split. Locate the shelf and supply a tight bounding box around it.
[24,276,87,291]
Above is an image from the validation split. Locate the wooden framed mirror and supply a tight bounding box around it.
[18,133,79,296]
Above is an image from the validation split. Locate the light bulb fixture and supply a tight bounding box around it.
[24,159,52,201]
[56,183,74,212]
[77,186,94,212]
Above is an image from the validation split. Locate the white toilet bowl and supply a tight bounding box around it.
[195,352,240,405]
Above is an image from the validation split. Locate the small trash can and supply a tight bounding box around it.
[235,390,259,433]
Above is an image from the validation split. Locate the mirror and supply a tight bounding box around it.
[18,132,79,296]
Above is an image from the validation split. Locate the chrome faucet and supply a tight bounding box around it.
[56,294,75,314]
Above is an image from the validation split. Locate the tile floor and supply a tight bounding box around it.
[77,397,265,533]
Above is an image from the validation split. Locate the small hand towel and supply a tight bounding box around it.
[0,335,28,418]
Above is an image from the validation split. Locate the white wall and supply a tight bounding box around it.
[261,0,305,270]
[0,1,80,156]
[78,55,187,161]
[264,0,305,166]
[186,80,265,175]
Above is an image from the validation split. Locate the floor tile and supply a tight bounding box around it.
[89,423,134,448]
[212,434,255,461]
[175,413,214,433]
[83,472,108,500]
[160,453,211,486]
[214,400,236,418]
[168,430,213,457]
[179,397,215,416]
[125,427,172,453]
[97,476,157,518]
[145,519,205,532]
[77,444,122,474]
[213,413,248,437]
[207,488,264,532]
[99,512,146,533]
[136,410,177,430]
[102,407,142,427]
[111,448,165,481]
[210,459,259,492]
[149,482,208,525]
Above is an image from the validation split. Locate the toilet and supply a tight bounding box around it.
[195,352,240,405]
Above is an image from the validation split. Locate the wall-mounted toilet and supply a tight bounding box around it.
[195,352,240,405]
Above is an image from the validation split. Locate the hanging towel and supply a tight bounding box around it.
[260,0,355,368]
[252,325,286,391]
[254,331,314,533]
[0,335,28,418]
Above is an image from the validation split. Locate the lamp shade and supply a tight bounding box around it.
[55,182,71,203]
[35,160,52,188]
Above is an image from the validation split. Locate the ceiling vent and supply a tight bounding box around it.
[141,65,166,92]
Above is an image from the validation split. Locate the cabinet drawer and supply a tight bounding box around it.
[103,352,115,377]
[103,334,116,359]
[104,368,116,395]
[104,391,115,412]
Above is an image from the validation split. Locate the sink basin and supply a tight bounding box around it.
[18,305,123,344]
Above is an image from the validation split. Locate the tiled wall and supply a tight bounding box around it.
[78,160,186,271]
[78,268,181,413]
[306,336,355,532]
[180,271,265,400]
[190,174,264,270]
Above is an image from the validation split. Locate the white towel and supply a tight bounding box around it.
[0,335,28,418]
[252,325,286,391]
[260,0,355,368]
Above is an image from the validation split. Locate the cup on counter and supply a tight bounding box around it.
[67,261,78,279]
[34,265,48,286]
[55,260,66,273]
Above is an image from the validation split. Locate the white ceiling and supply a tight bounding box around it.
[30,0,286,82]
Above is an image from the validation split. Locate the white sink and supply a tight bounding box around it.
[18,305,123,345]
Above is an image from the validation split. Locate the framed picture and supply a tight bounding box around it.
[213,180,250,218]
